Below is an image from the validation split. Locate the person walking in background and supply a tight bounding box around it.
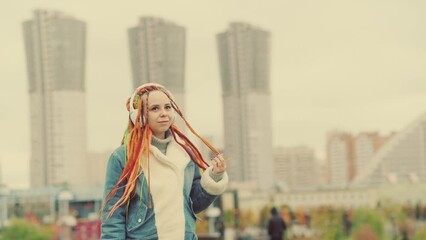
[268,207,287,240]
[342,208,353,237]
[101,83,228,239]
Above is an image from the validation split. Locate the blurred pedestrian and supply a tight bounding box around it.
[267,207,287,240]
[342,209,353,236]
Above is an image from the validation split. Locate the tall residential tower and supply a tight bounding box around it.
[23,10,88,187]
[327,131,354,185]
[217,22,274,189]
[128,17,186,113]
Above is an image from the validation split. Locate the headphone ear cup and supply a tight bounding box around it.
[130,109,137,125]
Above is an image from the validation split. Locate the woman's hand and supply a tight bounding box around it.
[211,153,226,174]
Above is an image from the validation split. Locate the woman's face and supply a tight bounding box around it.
[143,90,174,139]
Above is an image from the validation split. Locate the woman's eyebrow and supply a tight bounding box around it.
[149,103,171,108]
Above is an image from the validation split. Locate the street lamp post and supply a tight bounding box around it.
[206,206,221,236]
[58,190,73,217]
[57,190,75,240]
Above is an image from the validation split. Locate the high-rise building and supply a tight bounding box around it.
[274,146,319,190]
[217,22,273,189]
[352,113,426,186]
[128,17,186,121]
[318,159,329,185]
[23,10,88,187]
[327,131,355,185]
[354,132,392,178]
[87,150,111,187]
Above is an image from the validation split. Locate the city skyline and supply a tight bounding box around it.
[1,0,426,188]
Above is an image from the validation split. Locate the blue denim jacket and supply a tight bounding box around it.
[101,145,218,240]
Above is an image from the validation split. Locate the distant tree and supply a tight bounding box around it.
[195,211,208,235]
[311,207,345,240]
[280,206,292,226]
[1,219,54,240]
[352,224,379,240]
[380,199,409,221]
[223,209,234,228]
[259,206,270,228]
[351,208,384,240]
[249,209,257,225]
[413,225,426,240]
[241,208,256,226]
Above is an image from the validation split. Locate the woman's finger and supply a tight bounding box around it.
[211,154,226,171]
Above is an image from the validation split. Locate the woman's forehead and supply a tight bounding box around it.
[144,90,171,105]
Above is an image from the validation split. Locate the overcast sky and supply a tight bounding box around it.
[1,0,426,188]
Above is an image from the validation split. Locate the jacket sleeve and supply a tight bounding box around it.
[190,166,228,213]
[101,151,127,240]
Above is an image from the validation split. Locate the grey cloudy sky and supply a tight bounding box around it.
[1,0,426,188]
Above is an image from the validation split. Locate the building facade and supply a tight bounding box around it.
[354,132,392,179]
[352,113,426,186]
[217,22,273,189]
[23,10,88,187]
[87,150,112,187]
[274,146,319,190]
[327,131,354,185]
[128,17,186,125]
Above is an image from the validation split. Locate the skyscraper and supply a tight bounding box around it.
[327,131,355,185]
[23,10,88,187]
[217,22,274,189]
[128,17,186,116]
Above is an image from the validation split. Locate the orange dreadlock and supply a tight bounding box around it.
[102,84,220,219]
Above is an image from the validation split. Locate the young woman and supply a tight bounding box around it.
[101,83,228,239]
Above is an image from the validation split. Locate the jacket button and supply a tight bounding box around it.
[138,219,142,223]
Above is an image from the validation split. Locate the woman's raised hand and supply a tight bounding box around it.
[211,153,226,174]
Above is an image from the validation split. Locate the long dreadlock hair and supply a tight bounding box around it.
[102,84,220,219]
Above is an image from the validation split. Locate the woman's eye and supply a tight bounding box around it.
[151,107,158,111]
[165,105,172,109]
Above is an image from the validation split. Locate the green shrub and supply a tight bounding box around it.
[351,208,384,240]
[1,219,54,240]
[311,207,346,240]
[413,226,426,240]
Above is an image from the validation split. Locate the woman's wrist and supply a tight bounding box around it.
[209,169,224,182]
